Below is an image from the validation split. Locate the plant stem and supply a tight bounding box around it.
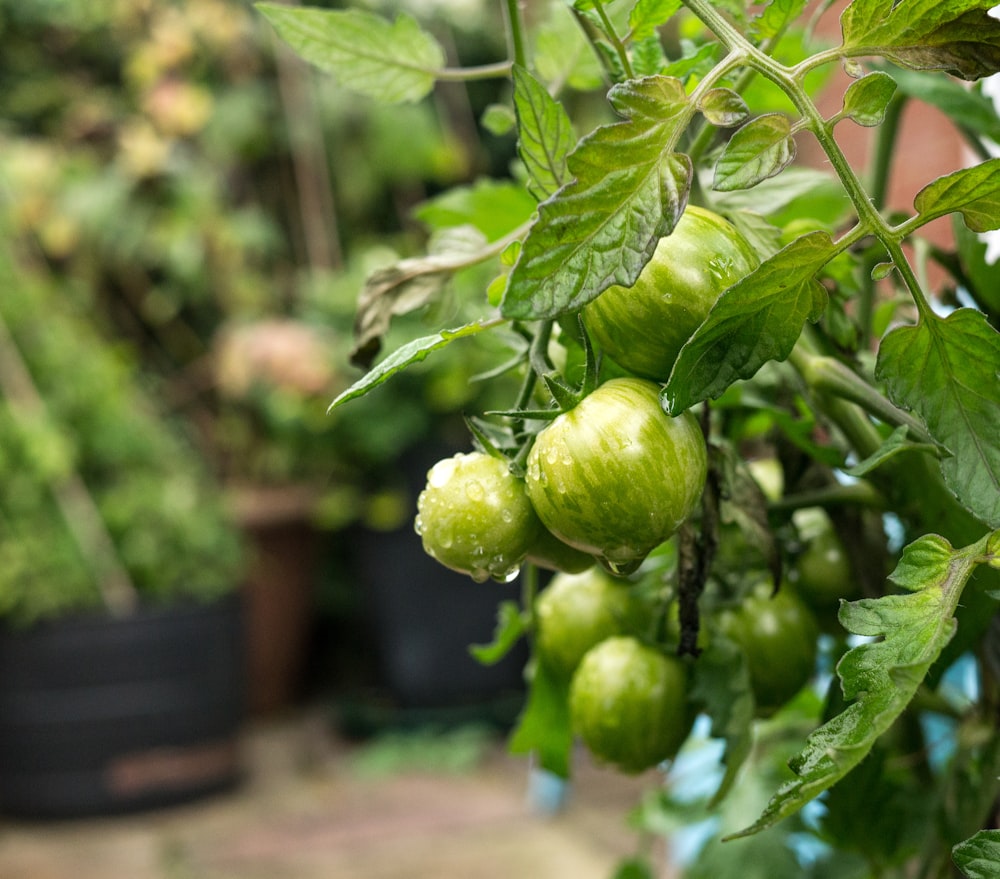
[788,343,938,446]
[502,0,527,69]
[591,0,634,80]
[435,60,515,82]
[767,481,886,513]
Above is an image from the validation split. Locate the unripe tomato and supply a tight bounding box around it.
[583,205,759,382]
[415,451,540,583]
[569,635,689,773]
[525,378,707,575]
[535,567,643,679]
[526,525,596,574]
[719,582,819,716]
[794,522,854,608]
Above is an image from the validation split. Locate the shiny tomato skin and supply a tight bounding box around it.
[583,205,759,382]
[720,582,820,716]
[535,567,642,680]
[415,451,540,583]
[569,635,690,773]
[525,378,707,575]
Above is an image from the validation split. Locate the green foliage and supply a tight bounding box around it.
[255,4,445,104]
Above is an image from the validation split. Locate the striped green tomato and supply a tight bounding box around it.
[525,378,707,576]
[569,636,690,773]
[583,205,759,382]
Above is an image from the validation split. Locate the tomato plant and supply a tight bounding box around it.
[262,0,1000,875]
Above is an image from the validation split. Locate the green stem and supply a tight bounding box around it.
[502,0,527,70]
[788,344,938,446]
[592,0,634,80]
[435,60,515,82]
[767,481,886,513]
[854,92,906,346]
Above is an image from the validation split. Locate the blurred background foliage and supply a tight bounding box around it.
[0,0,526,540]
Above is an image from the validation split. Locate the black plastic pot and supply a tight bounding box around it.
[0,594,244,819]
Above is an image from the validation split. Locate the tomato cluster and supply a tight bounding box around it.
[412,206,836,773]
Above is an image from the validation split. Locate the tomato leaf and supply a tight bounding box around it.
[713,114,796,192]
[469,600,526,665]
[629,0,684,39]
[912,158,1000,234]
[841,71,898,127]
[875,309,1000,529]
[329,319,499,410]
[751,0,810,41]
[839,0,1000,80]
[501,76,693,320]
[841,425,941,477]
[255,4,444,103]
[954,830,1000,879]
[662,232,834,415]
[512,65,577,202]
[508,657,574,778]
[729,531,991,839]
[699,88,750,127]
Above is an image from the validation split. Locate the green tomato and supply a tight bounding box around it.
[569,635,690,773]
[794,525,855,609]
[415,451,540,583]
[525,525,596,574]
[535,567,642,679]
[526,378,707,576]
[719,582,819,716]
[583,205,759,382]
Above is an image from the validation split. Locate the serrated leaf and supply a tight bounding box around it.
[662,40,721,82]
[841,70,897,126]
[500,76,693,320]
[714,114,796,192]
[699,88,750,127]
[751,0,809,41]
[508,657,573,778]
[629,0,683,39]
[912,158,1000,233]
[840,0,1000,81]
[662,232,834,414]
[876,308,1000,528]
[690,639,756,805]
[841,425,941,477]
[256,4,444,103]
[729,531,991,839]
[631,33,669,78]
[954,830,1000,878]
[330,319,498,410]
[512,65,576,201]
[470,600,526,665]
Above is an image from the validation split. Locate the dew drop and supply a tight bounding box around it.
[465,479,485,502]
[428,457,458,488]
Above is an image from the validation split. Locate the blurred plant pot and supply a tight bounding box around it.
[0,594,244,819]
[228,483,320,716]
